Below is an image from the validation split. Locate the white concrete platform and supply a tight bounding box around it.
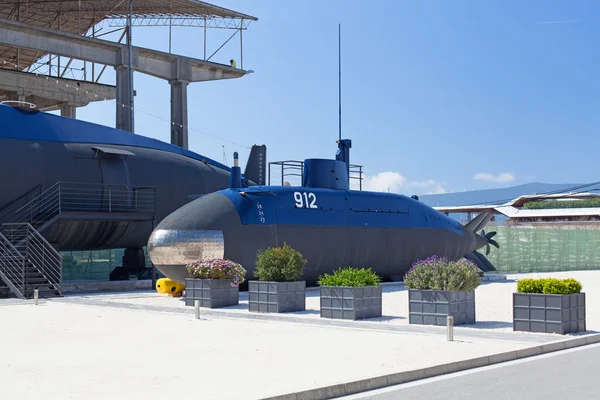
[1,271,598,400]
[63,270,600,336]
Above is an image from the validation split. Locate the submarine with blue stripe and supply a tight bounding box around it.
[147,139,499,285]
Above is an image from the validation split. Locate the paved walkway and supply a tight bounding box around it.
[4,271,599,399]
[1,297,554,400]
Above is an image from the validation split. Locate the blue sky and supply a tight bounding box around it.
[70,0,599,195]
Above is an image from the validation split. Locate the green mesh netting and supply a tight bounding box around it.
[485,226,600,273]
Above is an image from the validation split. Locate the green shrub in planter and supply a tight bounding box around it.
[542,278,570,295]
[516,277,582,295]
[563,278,583,294]
[515,278,543,294]
[249,243,307,313]
[514,277,585,334]
[404,256,479,326]
[317,267,381,287]
[318,267,382,320]
[254,242,307,282]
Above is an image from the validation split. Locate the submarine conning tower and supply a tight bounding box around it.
[300,138,352,191]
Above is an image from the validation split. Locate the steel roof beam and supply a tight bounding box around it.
[0,18,247,82]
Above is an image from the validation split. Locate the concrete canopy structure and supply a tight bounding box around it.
[0,0,256,70]
[0,0,257,146]
[0,68,116,114]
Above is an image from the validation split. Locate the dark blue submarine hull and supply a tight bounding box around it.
[0,105,265,251]
[0,138,232,250]
[148,189,487,286]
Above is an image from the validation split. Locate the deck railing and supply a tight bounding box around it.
[0,182,156,229]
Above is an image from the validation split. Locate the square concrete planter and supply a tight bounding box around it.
[184,278,239,308]
[248,281,306,313]
[513,293,586,334]
[320,286,382,320]
[408,289,476,326]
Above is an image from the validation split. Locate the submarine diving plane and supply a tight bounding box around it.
[148,139,499,285]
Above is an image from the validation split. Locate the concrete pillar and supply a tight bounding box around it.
[60,103,76,119]
[169,79,189,149]
[115,65,133,133]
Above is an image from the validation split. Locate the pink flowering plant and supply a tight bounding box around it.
[186,258,247,287]
[403,256,480,292]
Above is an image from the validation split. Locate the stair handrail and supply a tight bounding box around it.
[0,184,41,218]
[0,181,60,218]
[0,231,26,298]
[24,223,62,294]
[0,182,61,227]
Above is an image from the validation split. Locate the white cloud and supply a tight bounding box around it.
[355,171,446,195]
[472,172,515,183]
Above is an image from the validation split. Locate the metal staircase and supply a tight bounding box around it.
[0,225,61,298]
[0,182,155,299]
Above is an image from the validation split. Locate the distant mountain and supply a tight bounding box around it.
[419,182,600,207]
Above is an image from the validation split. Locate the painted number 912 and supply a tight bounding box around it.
[294,192,318,209]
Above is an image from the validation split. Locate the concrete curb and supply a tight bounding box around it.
[260,333,600,400]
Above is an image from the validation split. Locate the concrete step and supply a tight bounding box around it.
[0,262,32,269]
[25,277,52,285]
[25,272,45,278]
[24,292,61,299]
[25,286,56,292]
[25,285,53,292]
[2,263,51,272]
[1,268,43,277]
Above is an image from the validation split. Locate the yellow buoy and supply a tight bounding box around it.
[156,278,185,297]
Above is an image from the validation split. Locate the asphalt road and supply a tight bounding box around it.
[340,343,600,400]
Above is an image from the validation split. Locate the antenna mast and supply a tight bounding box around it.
[334,23,351,183]
[338,23,342,142]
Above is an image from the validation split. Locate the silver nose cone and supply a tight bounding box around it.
[147,229,224,266]
[146,191,241,283]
